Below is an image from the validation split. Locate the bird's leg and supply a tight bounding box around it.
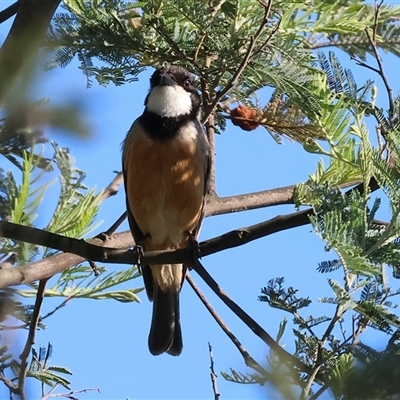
[133,233,150,273]
[186,233,201,270]
[133,245,144,272]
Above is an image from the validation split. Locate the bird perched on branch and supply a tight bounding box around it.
[122,65,209,356]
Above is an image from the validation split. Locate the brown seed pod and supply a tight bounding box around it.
[230,104,260,131]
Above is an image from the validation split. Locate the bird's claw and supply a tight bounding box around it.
[133,245,144,272]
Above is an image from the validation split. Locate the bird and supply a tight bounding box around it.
[122,65,209,356]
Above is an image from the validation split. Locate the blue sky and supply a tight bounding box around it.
[1,2,400,399]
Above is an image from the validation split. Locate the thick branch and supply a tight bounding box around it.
[0,229,133,288]
[205,185,295,216]
[0,208,311,285]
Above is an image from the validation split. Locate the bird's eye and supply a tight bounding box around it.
[184,79,191,88]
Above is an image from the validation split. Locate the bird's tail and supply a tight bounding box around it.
[148,264,183,356]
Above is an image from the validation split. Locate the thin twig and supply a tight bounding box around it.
[1,296,73,331]
[99,172,123,202]
[186,273,266,374]
[41,386,100,400]
[205,114,217,196]
[350,56,380,75]
[210,0,227,17]
[17,278,48,399]
[87,260,99,276]
[194,34,206,64]
[0,371,17,395]
[208,343,220,400]
[364,27,394,120]
[41,297,73,321]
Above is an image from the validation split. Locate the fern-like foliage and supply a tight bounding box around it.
[18,265,143,303]
[44,143,102,243]
[27,343,72,390]
[259,277,312,313]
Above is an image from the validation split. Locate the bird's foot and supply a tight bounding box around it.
[132,245,144,272]
[187,235,201,270]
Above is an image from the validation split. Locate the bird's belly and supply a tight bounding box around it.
[125,133,205,250]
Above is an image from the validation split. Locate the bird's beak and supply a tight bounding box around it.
[160,72,176,86]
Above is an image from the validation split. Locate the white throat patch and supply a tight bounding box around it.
[146,85,193,118]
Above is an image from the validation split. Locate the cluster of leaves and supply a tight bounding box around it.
[46,0,400,140]
[48,0,322,120]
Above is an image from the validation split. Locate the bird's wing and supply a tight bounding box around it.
[122,119,154,301]
[191,120,211,240]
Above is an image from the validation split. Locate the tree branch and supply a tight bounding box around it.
[0,178,380,288]
[0,1,20,24]
[0,207,312,287]
[207,342,220,400]
[204,185,295,217]
[99,171,123,202]
[364,27,394,120]
[16,278,48,399]
[0,0,61,102]
[205,115,217,196]
[0,229,133,288]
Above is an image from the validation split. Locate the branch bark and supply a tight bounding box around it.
[205,185,295,216]
[0,229,133,288]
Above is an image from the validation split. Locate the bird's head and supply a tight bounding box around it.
[145,65,201,118]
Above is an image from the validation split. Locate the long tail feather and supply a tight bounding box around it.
[148,286,182,356]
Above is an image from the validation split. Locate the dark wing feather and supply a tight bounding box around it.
[192,120,211,239]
